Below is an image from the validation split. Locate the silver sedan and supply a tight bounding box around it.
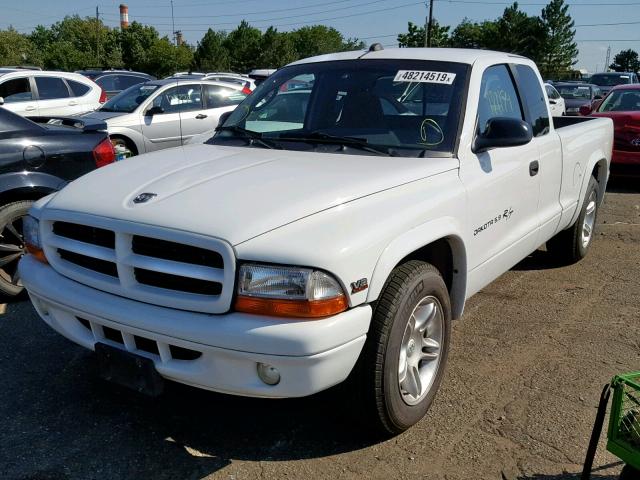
[79,78,249,156]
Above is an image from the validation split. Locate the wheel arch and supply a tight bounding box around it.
[367,219,468,320]
[590,158,608,204]
[0,172,65,207]
[108,130,141,155]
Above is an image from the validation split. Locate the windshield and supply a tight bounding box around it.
[100,83,159,113]
[591,74,631,87]
[212,59,469,157]
[557,85,592,100]
[598,89,640,112]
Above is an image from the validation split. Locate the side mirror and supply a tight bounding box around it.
[0,96,4,106]
[145,106,164,116]
[217,111,232,128]
[579,105,593,116]
[473,117,533,154]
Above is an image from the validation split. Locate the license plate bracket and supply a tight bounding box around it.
[95,342,164,396]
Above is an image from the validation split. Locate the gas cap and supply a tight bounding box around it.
[23,145,46,169]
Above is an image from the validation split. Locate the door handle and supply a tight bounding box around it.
[68,100,78,106]
[25,105,36,111]
[529,160,540,177]
[195,114,208,119]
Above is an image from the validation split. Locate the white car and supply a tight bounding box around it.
[545,83,566,117]
[0,69,103,116]
[78,78,249,156]
[20,48,613,435]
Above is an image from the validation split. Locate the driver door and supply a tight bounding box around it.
[141,85,184,152]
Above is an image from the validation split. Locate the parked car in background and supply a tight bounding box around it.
[76,70,155,100]
[590,72,639,96]
[581,84,640,168]
[545,83,566,117]
[204,73,256,91]
[248,68,276,86]
[0,70,103,117]
[0,107,114,296]
[78,78,248,156]
[554,82,603,116]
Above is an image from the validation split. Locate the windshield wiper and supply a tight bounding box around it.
[277,131,393,156]
[216,125,281,150]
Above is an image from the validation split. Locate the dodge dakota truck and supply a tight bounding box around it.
[19,47,613,435]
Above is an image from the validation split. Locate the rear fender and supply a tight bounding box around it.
[366,217,468,320]
[0,172,66,205]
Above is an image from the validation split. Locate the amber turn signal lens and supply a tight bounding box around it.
[26,243,48,264]
[235,295,348,318]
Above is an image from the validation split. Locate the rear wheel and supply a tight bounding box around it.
[351,260,451,435]
[620,465,640,480]
[0,200,34,297]
[547,176,599,264]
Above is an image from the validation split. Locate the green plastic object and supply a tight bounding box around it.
[607,372,640,471]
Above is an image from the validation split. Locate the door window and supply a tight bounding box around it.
[516,65,550,137]
[118,75,148,90]
[152,85,203,113]
[477,65,523,134]
[96,75,117,91]
[35,77,70,100]
[204,85,247,108]
[0,78,33,102]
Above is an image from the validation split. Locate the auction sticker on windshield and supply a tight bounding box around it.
[394,70,456,84]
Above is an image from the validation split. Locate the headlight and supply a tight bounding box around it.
[23,215,47,263]
[235,263,347,318]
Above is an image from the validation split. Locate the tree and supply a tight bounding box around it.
[256,27,297,68]
[119,22,161,72]
[449,19,489,49]
[291,25,354,59]
[223,21,262,73]
[610,49,640,73]
[540,0,578,79]
[397,21,449,48]
[0,28,41,66]
[193,29,230,71]
[492,2,547,64]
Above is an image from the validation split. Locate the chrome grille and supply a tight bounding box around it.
[41,211,235,314]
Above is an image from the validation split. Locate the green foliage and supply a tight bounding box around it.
[290,25,360,59]
[257,27,297,69]
[193,29,230,72]
[0,28,41,66]
[540,0,578,78]
[223,21,262,73]
[397,21,449,48]
[610,49,640,73]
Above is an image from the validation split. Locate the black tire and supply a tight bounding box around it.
[351,260,451,435]
[547,176,600,265]
[620,465,640,480]
[0,200,34,297]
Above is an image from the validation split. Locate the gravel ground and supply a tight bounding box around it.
[1,177,639,480]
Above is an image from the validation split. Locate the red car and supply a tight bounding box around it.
[581,84,640,166]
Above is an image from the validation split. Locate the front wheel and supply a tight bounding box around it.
[0,200,34,297]
[620,465,640,480]
[352,260,451,435]
[547,176,600,264]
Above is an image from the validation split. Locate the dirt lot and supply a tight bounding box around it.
[1,178,639,480]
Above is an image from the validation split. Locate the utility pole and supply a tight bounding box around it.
[605,46,611,72]
[170,0,176,46]
[96,6,100,66]
[425,0,435,48]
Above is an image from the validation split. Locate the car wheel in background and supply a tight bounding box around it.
[0,200,34,297]
[110,136,136,158]
[547,176,600,264]
[350,260,451,435]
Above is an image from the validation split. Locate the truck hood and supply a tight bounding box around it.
[46,144,458,245]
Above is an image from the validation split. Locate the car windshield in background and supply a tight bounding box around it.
[598,89,640,112]
[557,85,592,99]
[213,59,469,156]
[591,74,631,87]
[99,84,159,113]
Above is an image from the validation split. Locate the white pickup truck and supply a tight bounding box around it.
[19,47,613,435]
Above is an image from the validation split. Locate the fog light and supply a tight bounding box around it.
[257,363,280,386]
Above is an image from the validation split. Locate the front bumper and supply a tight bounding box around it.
[19,255,371,398]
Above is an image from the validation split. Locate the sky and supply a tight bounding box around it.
[3,0,640,73]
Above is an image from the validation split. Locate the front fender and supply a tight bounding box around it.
[367,217,468,320]
[107,126,145,155]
